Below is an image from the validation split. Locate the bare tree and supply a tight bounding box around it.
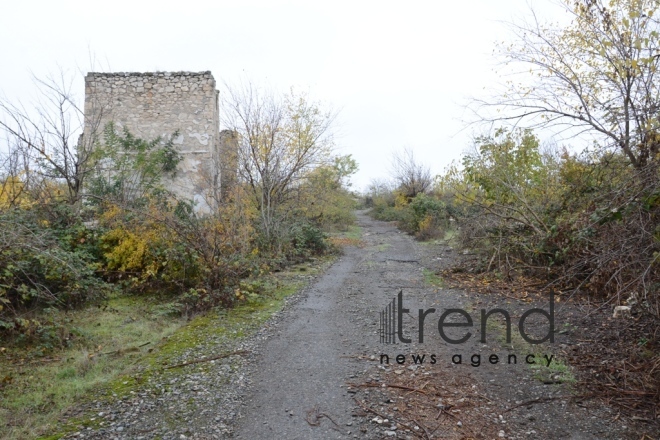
[0,70,103,206]
[390,147,432,198]
[475,0,660,168]
[221,81,336,247]
[367,178,393,198]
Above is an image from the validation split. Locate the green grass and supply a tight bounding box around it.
[343,225,363,240]
[376,243,391,252]
[443,227,458,244]
[423,268,444,287]
[417,227,458,246]
[0,295,184,439]
[529,355,575,384]
[1,257,336,440]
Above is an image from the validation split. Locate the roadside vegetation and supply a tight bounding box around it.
[1,0,659,435]
[367,0,659,424]
[367,0,660,317]
[0,77,358,437]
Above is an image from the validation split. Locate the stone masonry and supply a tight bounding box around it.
[83,71,224,213]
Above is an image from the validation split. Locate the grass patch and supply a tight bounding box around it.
[376,243,391,252]
[343,225,362,240]
[2,257,336,440]
[417,227,458,247]
[423,268,444,287]
[529,355,575,384]
[328,224,364,247]
[443,228,458,245]
[0,295,184,440]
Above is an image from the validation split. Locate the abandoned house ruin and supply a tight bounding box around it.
[83,71,236,213]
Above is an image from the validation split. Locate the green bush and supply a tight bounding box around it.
[440,128,660,307]
[0,207,112,335]
[370,192,447,240]
[289,222,328,259]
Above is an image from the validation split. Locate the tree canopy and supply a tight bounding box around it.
[478,0,660,167]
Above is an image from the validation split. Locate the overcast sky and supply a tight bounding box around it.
[0,0,568,191]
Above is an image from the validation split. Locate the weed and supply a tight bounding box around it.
[423,269,444,287]
[328,224,365,248]
[343,225,363,241]
[530,355,576,384]
[0,294,184,440]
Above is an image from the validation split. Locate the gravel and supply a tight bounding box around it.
[59,211,645,439]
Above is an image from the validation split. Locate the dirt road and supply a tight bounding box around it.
[234,211,636,439]
[235,209,441,439]
[66,211,637,439]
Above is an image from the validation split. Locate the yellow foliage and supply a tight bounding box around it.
[0,176,70,210]
[99,200,177,286]
[102,227,156,272]
[0,176,32,209]
[418,215,434,234]
[394,191,409,208]
[98,185,260,291]
[214,185,258,255]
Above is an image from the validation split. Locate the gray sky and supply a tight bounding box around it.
[0,0,567,191]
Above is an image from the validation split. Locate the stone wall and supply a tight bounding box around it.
[83,71,221,212]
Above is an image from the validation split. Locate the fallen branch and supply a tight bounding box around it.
[164,350,249,370]
[305,405,344,433]
[412,418,432,440]
[435,406,459,422]
[101,341,151,356]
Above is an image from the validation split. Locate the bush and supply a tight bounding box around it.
[290,222,328,258]
[0,207,112,335]
[440,128,660,310]
[409,193,447,239]
[545,159,659,304]
[370,192,447,240]
[96,196,260,312]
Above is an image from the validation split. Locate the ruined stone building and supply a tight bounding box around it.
[83,71,236,213]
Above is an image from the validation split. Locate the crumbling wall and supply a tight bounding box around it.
[83,71,220,213]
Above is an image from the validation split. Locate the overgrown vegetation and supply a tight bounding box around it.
[368,0,660,314]
[366,2,660,419]
[0,78,357,340]
[0,75,358,438]
[0,294,185,439]
[368,149,449,240]
[442,129,659,309]
[370,128,659,310]
[0,257,335,439]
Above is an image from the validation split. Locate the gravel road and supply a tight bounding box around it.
[233,210,425,439]
[63,211,638,439]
